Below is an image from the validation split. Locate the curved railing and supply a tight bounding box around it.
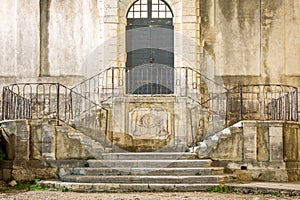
[192,84,299,142]
[1,83,108,139]
[226,84,298,123]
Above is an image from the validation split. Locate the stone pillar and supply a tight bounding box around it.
[174,97,187,151]
[269,123,284,162]
[242,121,257,162]
[112,97,126,143]
[29,120,42,160]
[14,121,30,160]
[41,121,56,160]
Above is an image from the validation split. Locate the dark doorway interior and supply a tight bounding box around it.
[126,0,174,94]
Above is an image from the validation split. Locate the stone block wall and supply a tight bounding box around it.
[211,121,300,182]
[283,122,300,181]
[0,119,95,181]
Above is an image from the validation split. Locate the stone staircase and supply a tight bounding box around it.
[40,152,236,192]
[194,122,243,159]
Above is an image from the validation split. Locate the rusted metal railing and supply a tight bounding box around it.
[2,87,31,120]
[196,84,299,139]
[71,66,226,103]
[223,84,299,127]
[228,84,298,122]
[2,69,298,151]
[72,67,121,104]
[1,83,108,138]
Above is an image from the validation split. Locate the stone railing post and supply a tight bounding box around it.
[242,121,257,162]
[269,123,284,162]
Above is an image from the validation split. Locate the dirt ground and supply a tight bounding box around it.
[1,181,300,200]
[1,191,300,200]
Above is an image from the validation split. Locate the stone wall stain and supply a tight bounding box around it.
[237,0,260,28]
[218,0,235,22]
[257,126,269,162]
[40,0,51,77]
[200,0,211,27]
[261,0,284,83]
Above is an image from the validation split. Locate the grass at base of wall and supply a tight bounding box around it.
[0,179,50,193]
[207,185,233,193]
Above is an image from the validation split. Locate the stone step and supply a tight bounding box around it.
[39,181,220,192]
[87,159,212,168]
[101,152,196,160]
[61,175,235,184]
[72,167,224,176]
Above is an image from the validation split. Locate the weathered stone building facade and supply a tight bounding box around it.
[1,0,300,87]
[1,0,300,183]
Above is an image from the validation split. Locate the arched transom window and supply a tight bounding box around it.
[127,0,173,19]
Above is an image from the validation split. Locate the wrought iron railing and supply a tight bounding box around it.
[71,66,226,104]
[70,67,299,132]
[1,69,298,151]
[194,84,299,140]
[188,90,228,140]
[227,84,298,122]
[2,87,31,120]
[1,83,108,141]
[178,67,227,141]
[72,67,122,104]
[176,67,226,104]
[200,84,298,133]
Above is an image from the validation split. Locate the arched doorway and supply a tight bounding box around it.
[126,0,174,94]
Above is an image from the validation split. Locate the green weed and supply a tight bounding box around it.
[0,179,49,193]
[207,185,233,193]
[58,186,71,192]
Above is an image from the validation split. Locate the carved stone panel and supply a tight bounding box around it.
[128,107,170,139]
